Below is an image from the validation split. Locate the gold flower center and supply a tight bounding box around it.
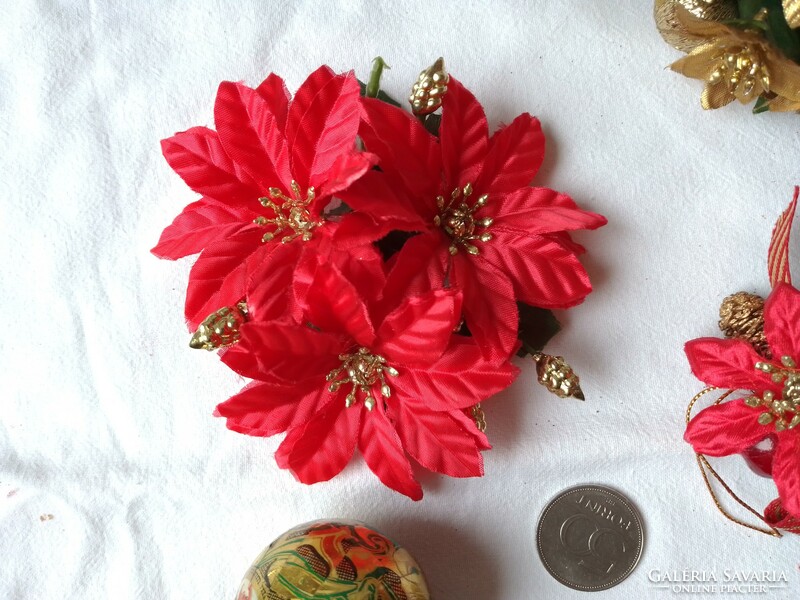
[745,355,800,431]
[254,180,322,243]
[708,44,770,99]
[325,347,398,411]
[433,183,493,255]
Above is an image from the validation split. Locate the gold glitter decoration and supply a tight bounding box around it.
[668,6,800,110]
[718,291,771,357]
[409,57,449,115]
[433,183,493,256]
[326,347,398,411]
[533,353,585,400]
[744,355,800,432]
[470,404,487,432]
[654,0,739,52]
[189,301,247,350]
[254,180,321,243]
[785,0,800,29]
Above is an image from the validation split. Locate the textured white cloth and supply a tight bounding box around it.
[2,1,799,598]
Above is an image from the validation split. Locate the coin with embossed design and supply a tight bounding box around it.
[536,485,644,591]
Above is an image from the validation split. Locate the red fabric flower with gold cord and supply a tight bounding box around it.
[152,66,381,328]
[338,76,607,358]
[685,283,800,516]
[215,249,519,500]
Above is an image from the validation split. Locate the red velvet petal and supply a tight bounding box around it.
[358,97,441,210]
[481,232,593,309]
[161,126,262,203]
[375,289,462,366]
[772,432,800,516]
[256,73,290,133]
[151,197,254,260]
[276,400,361,484]
[764,284,800,360]
[454,254,519,359]
[184,228,263,328]
[685,338,774,390]
[335,170,428,230]
[395,337,520,411]
[214,81,291,190]
[393,401,484,478]
[684,399,769,456]
[317,151,378,200]
[300,260,376,347]
[359,405,423,500]
[222,321,345,381]
[287,73,361,191]
[475,113,545,196]
[440,77,488,189]
[216,378,331,437]
[285,65,335,157]
[492,188,607,235]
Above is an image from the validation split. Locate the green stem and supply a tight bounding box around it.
[365,57,389,98]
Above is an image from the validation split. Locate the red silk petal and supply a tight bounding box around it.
[214,81,290,190]
[475,113,545,196]
[482,232,592,309]
[684,399,769,456]
[301,261,376,347]
[244,242,301,323]
[285,65,335,157]
[359,406,423,500]
[222,321,344,381]
[764,497,800,532]
[454,255,519,359]
[772,432,800,517]
[395,337,520,411]
[685,338,773,390]
[359,97,441,208]
[151,197,253,260]
[492,188,607,235]
[216,378,330,437]
[440,77,488,189]
[335,170,428,230]
[288,73,361,190]
[317,151,378,200]
[450,408,492,451]
[393,401,484,478]
[161,126,262,203]
[256,73,290,133]
[184,228,263,328]
[764,283,800,360]
[382,233,448,310]
[375,289,462,366]
[276,400,361,484]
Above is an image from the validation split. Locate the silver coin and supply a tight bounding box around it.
[536,485,644,592]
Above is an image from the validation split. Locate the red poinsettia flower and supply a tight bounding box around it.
[338,77,607,358]
[685,283,800,517]
[215,250,519,500]
[152,66,380,328]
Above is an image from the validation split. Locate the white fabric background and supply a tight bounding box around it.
[2,1,800,598]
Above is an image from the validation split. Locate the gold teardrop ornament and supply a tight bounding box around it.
[409,57,449,115]
[533,353,585,400]
[189,301,248,351]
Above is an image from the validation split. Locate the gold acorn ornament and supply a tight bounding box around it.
[654,0,739,51]
[718,291,771,357]
[189,301,248,350]
[409,57,449,115]
[532,353,585,400]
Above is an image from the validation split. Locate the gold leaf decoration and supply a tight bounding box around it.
[654,0,739,52]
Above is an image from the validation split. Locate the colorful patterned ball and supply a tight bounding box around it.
[236,521,430,600]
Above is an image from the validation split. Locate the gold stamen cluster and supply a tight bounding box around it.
[255,180,321,243]
[409,57,449,115]
[326,347,399,411]
[744,355,800,431]
[189,301,248,350]
[434,183,493,256]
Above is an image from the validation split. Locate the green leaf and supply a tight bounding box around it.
[516,303,561,357]
[753,94,771,113]
[763,0,800,62]
[738,0,766,20]
[423,113,441,137]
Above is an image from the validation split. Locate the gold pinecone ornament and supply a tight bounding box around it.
[718,291,771,357]
[533,353,585,400]
[655,0,739,51]
[409,57,449,115]
[189,301,248,351]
